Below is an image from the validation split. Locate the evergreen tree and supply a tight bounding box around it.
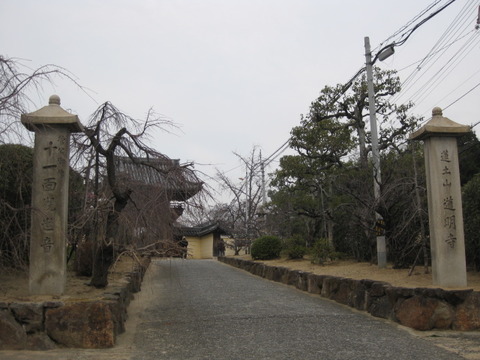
[268,68,423,264]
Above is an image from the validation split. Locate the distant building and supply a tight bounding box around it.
[174,222,230,259]
[114,156,203,250]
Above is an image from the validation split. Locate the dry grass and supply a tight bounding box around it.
[0,255,137,302]
[237,255,480,291]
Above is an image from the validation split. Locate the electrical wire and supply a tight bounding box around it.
[394,30,474,73]
[262,139,291,167]
[261,66,370,169]
[386,0,479,120]
[264,0,475,177]
[408,32,480,109]
[392,0,457,47]
[264,143,290,167]
[376,0,444,52]
[443,80,480,110]
[396,0,475,97]
[432,66,480,105]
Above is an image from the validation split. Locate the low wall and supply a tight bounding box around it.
[0,257,150,350]
[219,257,480,331]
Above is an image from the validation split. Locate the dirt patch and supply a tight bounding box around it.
[239,255,480,291]
[0,255,140,302]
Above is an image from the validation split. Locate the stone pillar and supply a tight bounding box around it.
[21,95,83,295]
[410,107,470,287]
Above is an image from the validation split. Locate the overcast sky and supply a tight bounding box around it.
[2,0,479,202]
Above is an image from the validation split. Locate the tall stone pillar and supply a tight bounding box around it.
[21,95,83,295]
[410,107,469,287]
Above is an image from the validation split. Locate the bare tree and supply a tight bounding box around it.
[72,101,202,287]
[0,56,82,143]
[216,147,265,254]
[0,56,87,271]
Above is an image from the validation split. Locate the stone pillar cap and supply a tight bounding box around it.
[21,95,84,132]
[410,107,470,140]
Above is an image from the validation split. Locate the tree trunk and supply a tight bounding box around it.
[355,107,368,169]
[89,243,115,288]
[412,145,429,274]
[89,193,130,288]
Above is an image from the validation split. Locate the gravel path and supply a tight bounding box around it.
[1,258,475,359]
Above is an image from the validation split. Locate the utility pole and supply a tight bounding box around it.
[260,151,267,207]
[364,36,387,268]
[245,166,250,242]
[476,5,479,30]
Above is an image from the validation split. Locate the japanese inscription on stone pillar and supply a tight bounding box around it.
[440,149,457,249]
[410,107,468,288]
[36,133,68,255]
[29,128,71,295]
[22,95,83,295]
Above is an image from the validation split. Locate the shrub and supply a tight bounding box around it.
[283,235,307,259]
[311,238,341,265]
[463,174,480,271]
[251,235,282,260]
[286,245,307,259]
[0,144,33,270]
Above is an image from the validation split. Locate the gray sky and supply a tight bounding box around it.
[2,0,479,201]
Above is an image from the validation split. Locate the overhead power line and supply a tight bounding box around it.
[395,0,458,47]
[377,0,444,51]
[262,139,290,167]
[262,0,465,176]
[373,0,458,64]
[408,32,480,109]
[395,0,476,98]
[444,80,480,110]
[395,30,474,73]
[384,0,479,122]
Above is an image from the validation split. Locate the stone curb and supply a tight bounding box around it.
[218,257,479,331]
[0,257,150,350]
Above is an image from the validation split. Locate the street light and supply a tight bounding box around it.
[364,37,394,268]
[377,45,395,61]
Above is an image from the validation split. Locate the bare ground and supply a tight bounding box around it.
[0,255,138,302]
[4,254,479,301]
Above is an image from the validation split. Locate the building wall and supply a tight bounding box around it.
[186,234,214,259]
[123,184,173,247]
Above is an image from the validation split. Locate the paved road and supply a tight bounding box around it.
[0,259,473,359]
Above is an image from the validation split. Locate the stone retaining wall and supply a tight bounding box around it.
[0,257,150,350]
[219,257,480,331]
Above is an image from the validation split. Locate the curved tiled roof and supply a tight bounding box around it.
[174,222,229,237]
[115,156,203,201]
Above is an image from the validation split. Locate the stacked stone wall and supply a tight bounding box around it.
[0,257,150,350]
[219,257,479,331]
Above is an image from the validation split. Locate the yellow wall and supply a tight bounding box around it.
[186,234,214,259]
[223,237,236,256]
